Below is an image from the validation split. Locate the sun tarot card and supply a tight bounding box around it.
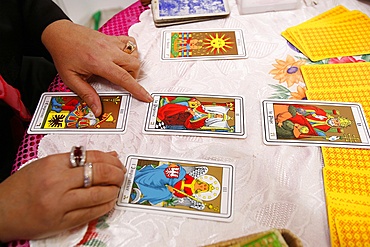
[28,92,131,134]
[151,0,230,27]
[116,155,235,222]
[143,93,247,138]
[261,99,370,148]
[160,29,248,61]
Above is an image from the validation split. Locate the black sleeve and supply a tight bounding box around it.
[21,0,71,58]
[0,0,70,82]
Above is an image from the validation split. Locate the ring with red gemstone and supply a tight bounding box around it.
[70,146,86,167]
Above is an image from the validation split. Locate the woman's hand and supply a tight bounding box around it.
[41,20,153,116]
[0,150,125,242]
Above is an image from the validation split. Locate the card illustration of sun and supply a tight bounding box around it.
[170,31,238,58]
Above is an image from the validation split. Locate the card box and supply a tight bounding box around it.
[236,0,300,15]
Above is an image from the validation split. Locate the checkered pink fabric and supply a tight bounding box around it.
[8,1,148,246]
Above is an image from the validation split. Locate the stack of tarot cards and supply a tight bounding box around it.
[281,5,370,61]
[151,0,230,27]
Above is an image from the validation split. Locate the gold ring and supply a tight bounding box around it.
[123,41,137,54]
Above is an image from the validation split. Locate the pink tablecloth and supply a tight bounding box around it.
[8,2,148,247]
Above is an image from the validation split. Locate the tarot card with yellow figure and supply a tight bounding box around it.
[160,29,248,61]
[261,99,370,148]
[28,92,131,134]
[116,155,235,222]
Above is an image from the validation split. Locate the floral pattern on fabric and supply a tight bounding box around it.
[76,214,110,247]
[269,55,305,87]
[269,42,370,100]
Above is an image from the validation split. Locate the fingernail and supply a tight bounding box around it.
[145,92,154,102]
[107,151,118,157]
[90,103,100,117]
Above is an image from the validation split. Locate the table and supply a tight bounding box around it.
[12,0,370,246]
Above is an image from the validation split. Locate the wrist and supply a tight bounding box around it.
[41,19,74,53]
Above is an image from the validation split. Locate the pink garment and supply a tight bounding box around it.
[0,75,32,121]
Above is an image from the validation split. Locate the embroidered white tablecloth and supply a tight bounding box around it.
[31,0,370,246]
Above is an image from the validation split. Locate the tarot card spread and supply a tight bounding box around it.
[28,92,131,134]
[144,93,247,138]
[116,155,235,222]
[262,99,370,148]
[160,29,247,61]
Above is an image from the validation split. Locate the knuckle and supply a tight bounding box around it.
[79,92,95,104]
[86,150,100,161]
[128,36,136,43]
[116,171,125,186]
[89,188,104,204]
[95,163,112,183]
[119,70,133,83]
[130,59,140,70]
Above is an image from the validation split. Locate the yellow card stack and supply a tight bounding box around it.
[282,5,370,61]
[300,61,370,246]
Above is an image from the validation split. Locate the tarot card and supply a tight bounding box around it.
[151,0,230,27]
[28,92,131,134]
[116,155,235,222]
[261,99,370,148]
[143,93,247,138]
[160,29,248,61]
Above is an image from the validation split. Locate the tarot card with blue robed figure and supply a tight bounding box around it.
[160,29,248,61]
[116,155,235,222]
[151,0,230,27]
[261,99,370,148]
[143,93,247,138]
[27,92,131,134]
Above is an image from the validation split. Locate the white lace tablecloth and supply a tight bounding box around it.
[31,0,370,246]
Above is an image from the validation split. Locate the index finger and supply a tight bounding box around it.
[100,62,153,102]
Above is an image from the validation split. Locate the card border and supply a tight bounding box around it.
[27,92,131,135]
[261,99,370,148]
[116,154,235,222]
[160,29,248,61]
[143,93,247,138]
